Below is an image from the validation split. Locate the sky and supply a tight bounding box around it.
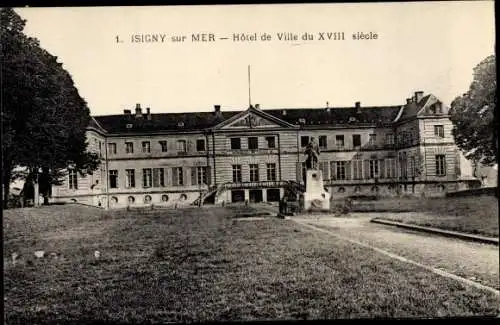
[15,1,495,116]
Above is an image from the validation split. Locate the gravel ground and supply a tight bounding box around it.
[293,213,500,290]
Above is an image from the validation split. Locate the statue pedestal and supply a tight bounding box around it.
[302,169,330,212]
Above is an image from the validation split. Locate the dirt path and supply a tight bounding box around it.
[292,213,500,291]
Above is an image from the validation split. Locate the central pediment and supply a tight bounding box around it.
[214,107,296,130]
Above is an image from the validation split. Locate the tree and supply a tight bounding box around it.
[1,8,100,208]
[450,55,497,166]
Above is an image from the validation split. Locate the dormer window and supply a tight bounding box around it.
[348,116,357,123]
[177,121,184,127]
[298,118,306,124]
[126,123,133,129]
[436,102,443,114]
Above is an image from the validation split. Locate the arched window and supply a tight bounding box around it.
[128,196,135,204]
[161,194,169,202]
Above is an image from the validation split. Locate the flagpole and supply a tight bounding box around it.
[248,65,252,108]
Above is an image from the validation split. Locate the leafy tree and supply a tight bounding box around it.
[1,8,99,208]
[450,55,497,166]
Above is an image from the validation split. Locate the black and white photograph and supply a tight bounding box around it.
[2,1,498,322]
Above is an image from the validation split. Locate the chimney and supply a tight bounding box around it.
[326,101,329,108]
[123,109,131,115]
[355,101,361,113]
[255,104,260,110]
[406,98,412,104]
[135,103,142,118]
[214,105,221,113]
[146,107,151,120]
[414,91,424,103]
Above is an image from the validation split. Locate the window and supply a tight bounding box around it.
[159,140,168,152]
[408,128,415,144]
[144,195,152,204]
[435,155,446,176]
[369,160,379,179]
[330,161,347,180]
[265,136,276,149]
[434,125,444,138]
[386,158,397,178]
[109,170,118,188]
[153,168,165,187]
[385,133,395,145]
[266,163,277,181]
[232,165,242,182]
[177,140,187,153]
[352,160,363,180]
[248,137,258,150]
[141,141,150,153]
[125,169,135,188]
[369,134,377,145]
[68,170,78,189]
[300,136,309,147]
[172,167,184,186]
[143,168,152,188]
[301,162,307,182]
[196,139,206,151]
[108,143,117,155]
[196,166,208,185]
[335,135,345,148]
[436,102,443,114]
[408,157,416,177]
[353,134,361,147]
[249,164,259,181]
[319,135,327,149]
[319,161,329,180]
[98,142,102,157]
[125,142,134,154]
[400,152,408,178]
[231,138,241,150]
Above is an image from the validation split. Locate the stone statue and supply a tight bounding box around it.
[304,137,320,170]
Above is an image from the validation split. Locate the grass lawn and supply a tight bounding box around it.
[352,195,499,237]
[3,204,499,322]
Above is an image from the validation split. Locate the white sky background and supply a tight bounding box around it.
[16,2,495,116]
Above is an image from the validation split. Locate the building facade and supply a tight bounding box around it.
[51,90,481,209]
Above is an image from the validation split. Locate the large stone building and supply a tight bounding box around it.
[51,90,480,209]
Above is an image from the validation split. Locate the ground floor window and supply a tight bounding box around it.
[109,170,118,188]
[435,155,446,176]
[153,168,165,187]
[267,188,280,202]
[231,190,245,202]
[172,167,184,186]
[249,189,263,203]
[352,160,363,180]
[369,160,379,179]
[143,168,152,188]
[385,159,397,178]
[68,169,78,189]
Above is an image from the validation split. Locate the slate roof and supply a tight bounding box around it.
[266,106,402,127]
[92,105,408,134]
[397,94,431,122]
[94,111,240,134]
